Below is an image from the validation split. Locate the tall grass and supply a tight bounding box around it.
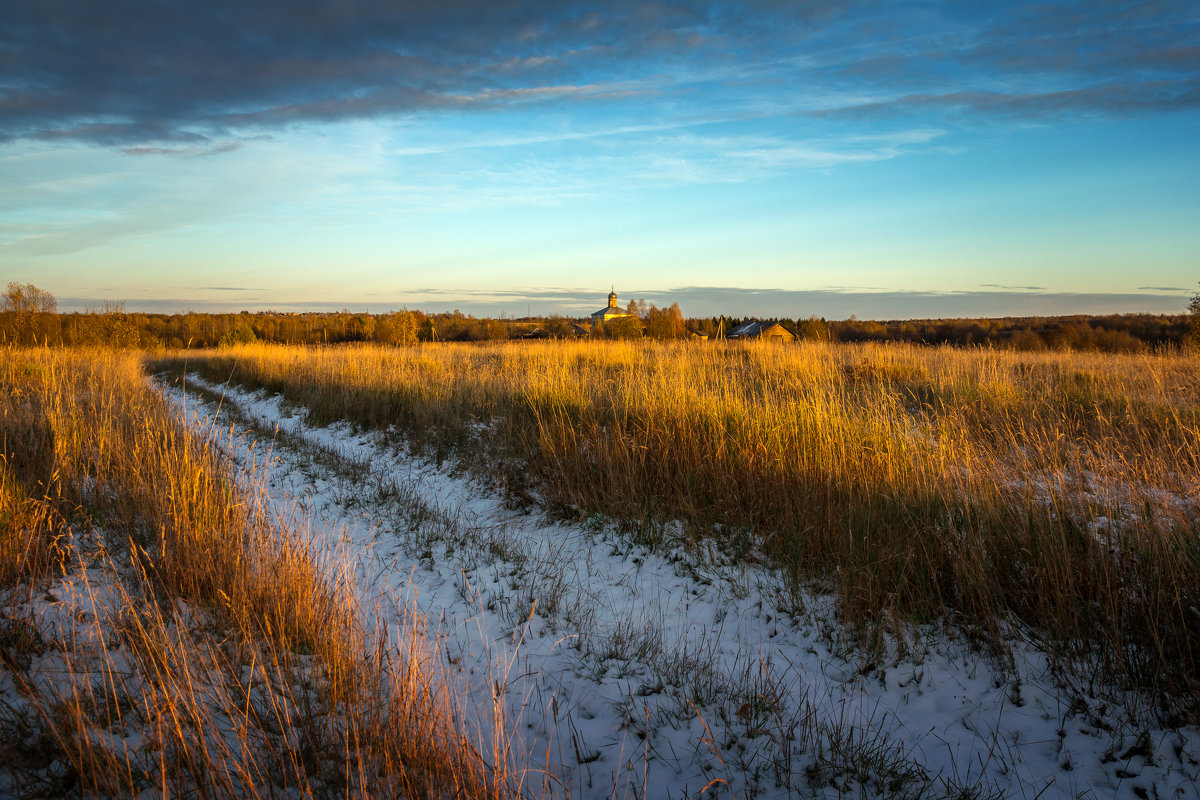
[170,340,1200,720]
[1,348,496,798]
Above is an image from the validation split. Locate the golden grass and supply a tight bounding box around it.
[170,339,1200,720]
[1,347,497,798]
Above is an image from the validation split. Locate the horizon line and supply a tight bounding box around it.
[48,286,1194,321]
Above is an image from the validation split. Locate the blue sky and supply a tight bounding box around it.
[1,0,1198,319]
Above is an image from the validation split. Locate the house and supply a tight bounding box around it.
[517,322,590,340]
[590,288,633,327]
[726,318,795,342]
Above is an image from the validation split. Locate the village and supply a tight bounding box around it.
[3,283,1190,352]
[514,288,796,342]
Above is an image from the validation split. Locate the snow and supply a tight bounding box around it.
[158,374,1200,799]
[0,526,159,796]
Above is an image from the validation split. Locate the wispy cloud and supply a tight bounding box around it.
[123,142,244,157]
[811,83,1200,122]
[981,283,1046,291]
[717,128,946,170]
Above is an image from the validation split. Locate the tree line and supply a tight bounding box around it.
[688,312,1195,352]
[3,281,1198,352]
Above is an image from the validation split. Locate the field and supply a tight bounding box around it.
[0,349,494,798]
[3,339,1199,798]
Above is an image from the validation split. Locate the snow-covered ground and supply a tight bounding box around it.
[162,374,1200,800]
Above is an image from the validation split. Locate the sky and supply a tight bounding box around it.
[1,0,1198,320]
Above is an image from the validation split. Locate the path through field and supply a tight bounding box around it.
[161,374,1200,800]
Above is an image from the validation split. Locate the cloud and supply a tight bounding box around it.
[2,1,1195,146]
[635,287,1194,320]
[0,1,689,145]
[54,286,1194,320]
[714,127,946,170]
[806,1,1200,122]
[1138,286,1189,291]
[981,283,1046,291]
[25,122,210,146]
[812,83,1200,122]
[123,142,244,157]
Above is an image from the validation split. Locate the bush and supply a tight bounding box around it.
[377,311,419,346]
[596,315,643,340]
[218,322,257,347]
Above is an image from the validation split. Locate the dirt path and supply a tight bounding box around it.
[160,373,1200,800]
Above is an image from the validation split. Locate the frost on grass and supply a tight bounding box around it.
[158,373,1200,800]
[0,525,334,798]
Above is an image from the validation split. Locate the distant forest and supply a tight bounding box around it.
[2,307,1193,353]
[775,314,1194,352]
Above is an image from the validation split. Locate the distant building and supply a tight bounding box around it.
[517,322,590,340]
[590,287,633,328]
[726,318,795,342]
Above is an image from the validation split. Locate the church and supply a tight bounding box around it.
[590,288,633,327]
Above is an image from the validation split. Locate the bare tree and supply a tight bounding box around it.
[3,282,57,313]
[2,282,58,345]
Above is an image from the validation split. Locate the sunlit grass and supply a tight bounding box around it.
[169,339,1200,721]
[1,348,496,798]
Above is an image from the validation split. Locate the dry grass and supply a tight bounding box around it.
[0,347,498,798]
[167,339,1200,721]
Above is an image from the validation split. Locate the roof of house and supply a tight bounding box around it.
[727,319,794,339]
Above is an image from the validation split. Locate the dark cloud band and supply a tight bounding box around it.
[53,287,1192,319]
[2,1,1196,146]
